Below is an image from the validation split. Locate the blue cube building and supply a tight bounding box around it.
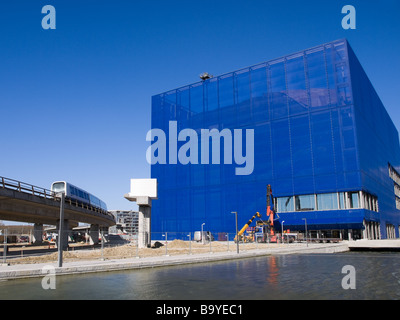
[150,39,400,240]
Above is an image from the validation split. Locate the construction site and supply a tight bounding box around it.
[1,184,342,268]
[1,178,399,282]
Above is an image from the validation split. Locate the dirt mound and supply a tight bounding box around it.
[167,240,188,248]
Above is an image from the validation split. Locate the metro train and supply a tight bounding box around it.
[51,181,108,211]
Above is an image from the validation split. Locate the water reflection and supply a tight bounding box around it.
[0,252,399,300]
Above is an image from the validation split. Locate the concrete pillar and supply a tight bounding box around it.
[56,219,69,250]
[370,223,373,239]
[99,227,107,243]
[124,179,158,249]
[378,223,381,239]
[362,221,367,239]
[89,224,99,245]
[32,223,43,244]
[138,203,151,249]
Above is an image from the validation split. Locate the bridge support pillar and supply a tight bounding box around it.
[56,219,69,250]
[89,224,99,245]
[138,202,151,249]
[124,179,158,249]
[32,223,43,244]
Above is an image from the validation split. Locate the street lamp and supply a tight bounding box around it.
[281,220,285,244]
[302,218,308,247]
[201,223,205,245]
[162,233,168,256]
[57,191,65,268]
[187,233,192,255]
[231,211,239,254]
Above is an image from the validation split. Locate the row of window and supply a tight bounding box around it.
[386,223,397,239]
[388,164,400,210]
[389,164,400,185]
[395,184,400,198]
[275,191,378,213]
[69,185,89,200]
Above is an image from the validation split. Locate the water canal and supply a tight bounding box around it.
[0,252,399,300]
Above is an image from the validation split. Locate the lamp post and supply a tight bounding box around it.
[302,218,308,247]
[2,229,7,266]
[201,223,205,245]
[231,211,239,254]
[57,191,65,268]
[162,233,168,256]
[100,228,105,261]
[281,220,285,244]
[188,233,192,255]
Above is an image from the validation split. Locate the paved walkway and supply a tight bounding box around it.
[0,242,349,280]
[348,239,400,250]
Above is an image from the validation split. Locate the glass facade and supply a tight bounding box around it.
[317,193,338,211]
[151,39,400,239]
[275,191,377,213]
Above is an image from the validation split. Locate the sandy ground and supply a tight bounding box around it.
[4,240,288,265]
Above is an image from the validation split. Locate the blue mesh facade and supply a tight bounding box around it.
[150,39,400,239]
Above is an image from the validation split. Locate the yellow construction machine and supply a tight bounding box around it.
[234,211,262,243]
[234,185,280,243]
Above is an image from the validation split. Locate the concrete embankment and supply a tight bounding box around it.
[348,239,400,251]
[0,243,349,280]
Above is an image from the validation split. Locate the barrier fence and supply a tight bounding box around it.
[0,229,331,265]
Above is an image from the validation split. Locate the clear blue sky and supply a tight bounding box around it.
[1,0,399,217]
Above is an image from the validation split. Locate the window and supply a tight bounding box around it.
[295,195,315,211]
[348,192,359,208]
[52,182,65,193]
[363,192,376,211]
[277,196,294,212]
[388,163,400,210]
[360,191,378,212]
[317,193,338,210]
[373,197,378,212]
[339,192,346,209]
[276,191,377,213]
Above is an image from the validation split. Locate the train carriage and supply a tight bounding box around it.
[51,181,107,211]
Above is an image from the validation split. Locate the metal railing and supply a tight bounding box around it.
[0,176,56,200]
